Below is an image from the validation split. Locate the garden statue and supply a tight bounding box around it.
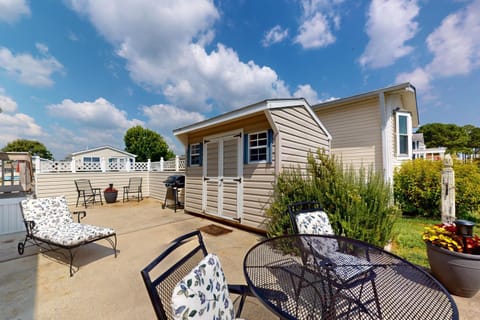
[441,154,455,224]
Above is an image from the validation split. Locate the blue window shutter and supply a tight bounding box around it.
[267,129,273,163]
[186,145,190,167]
[243,133,249,164]
[199,142,203,166]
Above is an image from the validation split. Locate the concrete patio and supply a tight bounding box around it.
[1,198,478,319]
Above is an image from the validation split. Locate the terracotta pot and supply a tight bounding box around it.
[104,191,118,204]
[426,242,480,297]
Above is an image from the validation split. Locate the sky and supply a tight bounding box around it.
[0,0,479,160]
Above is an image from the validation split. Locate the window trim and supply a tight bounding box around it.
[83,156,100,163]
[396,111,412,158]
[247,130,269,164]
[189,143,202,166]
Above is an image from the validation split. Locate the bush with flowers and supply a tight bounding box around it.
[423,223,480,254]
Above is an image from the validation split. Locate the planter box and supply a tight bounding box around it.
[427,242,480,297]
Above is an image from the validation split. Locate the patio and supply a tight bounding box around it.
[0,198,478,319]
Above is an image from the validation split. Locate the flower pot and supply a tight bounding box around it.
[104,191,118,204]
[426,242,480,297]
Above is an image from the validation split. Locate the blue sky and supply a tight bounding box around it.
[0,0,479,160]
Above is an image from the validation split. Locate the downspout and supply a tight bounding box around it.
[379,91,393,184]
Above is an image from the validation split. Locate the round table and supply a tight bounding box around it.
[243,234,459,320]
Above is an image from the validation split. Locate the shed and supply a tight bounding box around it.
[174,98,331,230]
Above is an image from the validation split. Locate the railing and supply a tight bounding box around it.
[34,155,185,173]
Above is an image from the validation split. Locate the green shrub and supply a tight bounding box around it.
[266,149,399,247]
[394,159,480,220]
[393,159,442,217]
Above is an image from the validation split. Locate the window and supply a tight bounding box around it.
[83,157,100,163]
[189,143,202,166]
[396,112,412,157]
[249,131,268,162]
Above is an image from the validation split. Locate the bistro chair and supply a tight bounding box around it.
[140,230,252,320]
[123,177,143,202]
[74,179,103,208]
[288,201,381,319]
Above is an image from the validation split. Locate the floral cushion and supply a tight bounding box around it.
[21,196,74,226]
[295,210,334,235]
[20,196,115,247]
[171,253,236,320]
[296,211,338,254]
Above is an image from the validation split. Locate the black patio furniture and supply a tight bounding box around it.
[122,177,143,202]
[74,178,103,208]
[140,230,253,319]
[243,234,459,320]
[162,175,185,212]
[288,201,381,318]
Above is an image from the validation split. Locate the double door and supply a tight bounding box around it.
[202,131,243,221]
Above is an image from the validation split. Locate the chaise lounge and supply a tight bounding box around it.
[18,195,117,276]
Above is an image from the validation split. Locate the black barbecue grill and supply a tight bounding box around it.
[162,175,185,212]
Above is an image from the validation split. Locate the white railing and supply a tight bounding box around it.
[34,155,185,173]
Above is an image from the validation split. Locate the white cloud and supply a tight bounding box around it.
[0,89,17,113]
[0,112,45,148]
[395,0,480,94]
[295,12,335,49]
[142,103,206,154]
[396,67,431,93]
[46,97,143,130]
[0,0,30,24]
[143,103,205,131]
[0,46,64,87]
[67,0,291,111]
[293,84,319,104]
[262,25,289,47]
[425,0,480,77]
[359,0,419,69]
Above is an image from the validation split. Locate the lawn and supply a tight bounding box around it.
[390,216,480,268]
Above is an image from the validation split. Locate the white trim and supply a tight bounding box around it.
[395,112,412,159]
[189,143,201,166]
[247,130,268,164]
[379,92,392,183]
[72,145,137,158]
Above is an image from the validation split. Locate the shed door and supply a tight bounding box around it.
[203,132,243,221]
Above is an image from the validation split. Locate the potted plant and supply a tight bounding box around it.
[104,184,118,203]
[423,221,480,297]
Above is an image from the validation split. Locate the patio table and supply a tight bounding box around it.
[243,234,459,320]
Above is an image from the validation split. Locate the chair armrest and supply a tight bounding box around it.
[92,187,102,194]
[123,186,129,192]
[73,211,87,222]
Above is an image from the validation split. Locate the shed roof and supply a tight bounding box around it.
[173,98,331,145]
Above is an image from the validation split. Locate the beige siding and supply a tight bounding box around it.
[269,106,330,170]
[183,112,275,230]
[73,148,133,160]
[314,97,383,172]
[36,172,150,206]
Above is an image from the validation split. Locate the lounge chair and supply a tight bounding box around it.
[18,195,117,276]
[74,179,103,208]
[123,177,143,202]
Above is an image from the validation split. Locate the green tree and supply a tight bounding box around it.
[124,126,175,162]
[1,139,53,160]
[417,123,469,153]
[465,125,480,158]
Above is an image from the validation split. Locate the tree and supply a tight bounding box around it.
[465,125,480,158]
[124,126,175,162]
[1,139,54,160]
[417,123,469,153]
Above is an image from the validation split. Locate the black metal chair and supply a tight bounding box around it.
[74,179,103,208]
[123,177,143,202]
[140,230,252,320]
[288,201,382,319]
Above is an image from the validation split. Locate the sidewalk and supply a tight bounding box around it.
[0,198,478,319]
